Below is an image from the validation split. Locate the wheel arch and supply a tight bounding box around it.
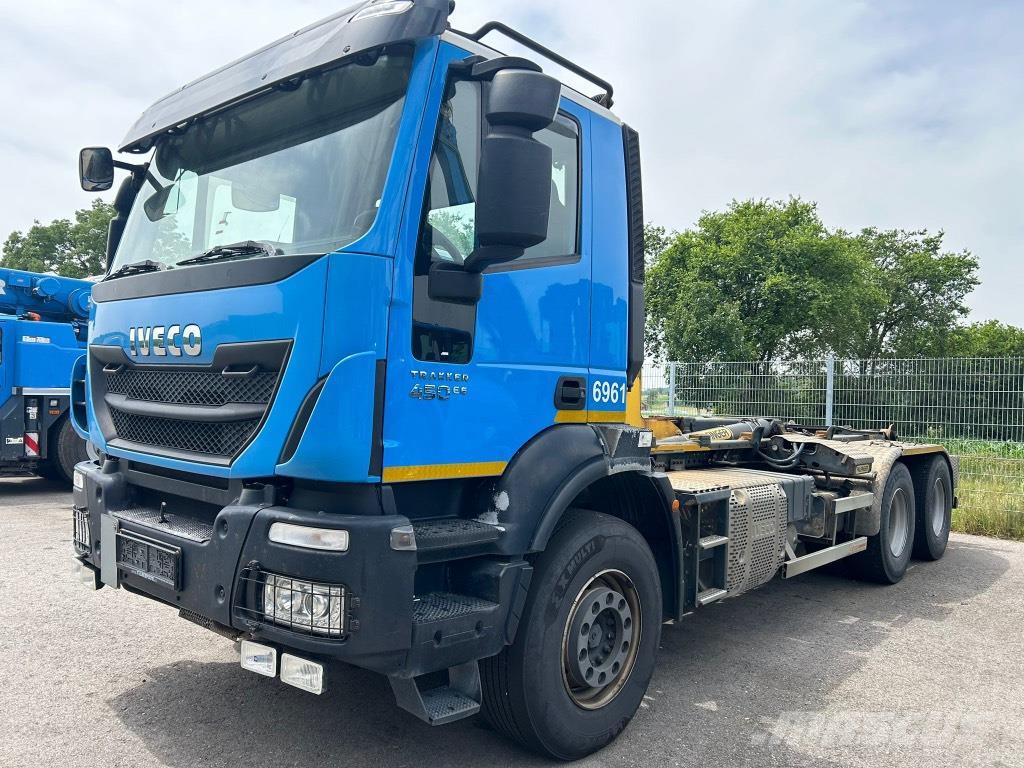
[488,424,680,619]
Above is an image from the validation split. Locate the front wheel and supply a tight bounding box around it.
[481,510,662,760]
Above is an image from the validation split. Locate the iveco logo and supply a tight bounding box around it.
[129,324,202,357]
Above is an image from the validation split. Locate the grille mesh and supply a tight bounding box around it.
[110,409,258,457]
[105,369,277,406]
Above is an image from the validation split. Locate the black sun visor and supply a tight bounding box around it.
[119,0,450,153]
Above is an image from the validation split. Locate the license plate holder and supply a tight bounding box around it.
[115,530,181,590]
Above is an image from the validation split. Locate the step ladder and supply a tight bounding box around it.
[677,487,732,612]
[389,661,482,726]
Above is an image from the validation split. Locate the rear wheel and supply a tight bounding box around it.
[481,510,662,760]
[36,417,88,485]
[850,462,916,584]
[911,457,952,560]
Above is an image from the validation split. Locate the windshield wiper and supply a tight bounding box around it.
[177,240,282,267]
[106,259,165,280]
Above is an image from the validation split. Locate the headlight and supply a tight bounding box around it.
[261,573,345,637]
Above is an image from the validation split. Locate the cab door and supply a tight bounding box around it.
[382,48,593,482]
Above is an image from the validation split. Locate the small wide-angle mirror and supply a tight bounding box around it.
[79,147,115,192]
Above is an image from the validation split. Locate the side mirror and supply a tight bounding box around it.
[79,147,115,192]
[463,68,561,273]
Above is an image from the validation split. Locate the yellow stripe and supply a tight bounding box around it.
[626,375,644,427]
[589,410,628,422]
[554,410,627,424]
[382,461,508,483]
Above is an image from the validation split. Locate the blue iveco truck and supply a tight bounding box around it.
[70,1,957,758]
[0,267,92,483]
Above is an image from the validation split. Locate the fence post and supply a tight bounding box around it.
[825,355,835,427]
[668,362,677,416]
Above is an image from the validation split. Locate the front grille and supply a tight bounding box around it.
[106,369,278,406]
[92,340,290,463]
[110,410,258,457]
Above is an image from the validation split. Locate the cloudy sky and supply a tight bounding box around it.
[0,0,1020,323]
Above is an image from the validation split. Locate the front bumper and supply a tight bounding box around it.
[72,460,416,674]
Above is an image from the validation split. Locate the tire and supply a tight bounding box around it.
[36,417,89,485]
[481,510,662,760]
[849,462,916,584]
[910,457,952,560]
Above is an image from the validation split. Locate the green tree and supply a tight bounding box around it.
[643,222,676,266]
[1,199,114,278]
[645,198,862,362]
[946,321,1024,357]
[833,228,978,359]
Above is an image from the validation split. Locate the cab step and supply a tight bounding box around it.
[389,661,481,726]
[697,587,728,606]
[412,592,497,625]
[699,534,729,550]
[411,518,503,562]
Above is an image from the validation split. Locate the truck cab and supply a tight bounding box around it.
[71,2,955,758]
[0,268,92,482]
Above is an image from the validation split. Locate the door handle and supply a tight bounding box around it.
[555,376,586,410]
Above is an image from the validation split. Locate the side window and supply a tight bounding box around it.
[413,80,481,364]
[412,80,583,364]
[422,81,481,266]
[521,116,580,262]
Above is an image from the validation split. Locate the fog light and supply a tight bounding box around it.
[269,522,349,552]
[73,470,85,490]
[262,573,345,636]
[240,640,277,677]
[280,654,324,695]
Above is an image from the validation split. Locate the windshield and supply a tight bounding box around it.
[111,46,412,273]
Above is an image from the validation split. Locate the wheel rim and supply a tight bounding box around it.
[887,487,910,557]
[931,476,947,536]
[561,569,642,710]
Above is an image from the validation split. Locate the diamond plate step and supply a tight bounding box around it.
[390,661,482,726]
[420,686,481,725]
[697,587,728,606]
[411,518,503,562]
[412,592,497,625]
[699,534,729,550]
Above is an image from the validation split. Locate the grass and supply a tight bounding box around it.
[941,440,1024,540]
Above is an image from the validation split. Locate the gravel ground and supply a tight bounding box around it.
[1,475,1022,768]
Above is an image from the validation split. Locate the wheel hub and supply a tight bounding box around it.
[931,476,947,536]
[562,570,641,710]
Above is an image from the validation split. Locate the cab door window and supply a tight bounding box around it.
[412,78,582,364]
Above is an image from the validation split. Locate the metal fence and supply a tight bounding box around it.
[641,357,1024,538]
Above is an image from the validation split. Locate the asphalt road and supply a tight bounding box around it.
[1,476,1022,768]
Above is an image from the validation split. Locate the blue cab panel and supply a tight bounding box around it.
[84,35,632,486]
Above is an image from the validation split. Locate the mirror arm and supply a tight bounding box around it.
[451,55,542,81]
[112,159,145,174]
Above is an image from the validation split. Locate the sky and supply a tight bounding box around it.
[0,0,1021,324]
